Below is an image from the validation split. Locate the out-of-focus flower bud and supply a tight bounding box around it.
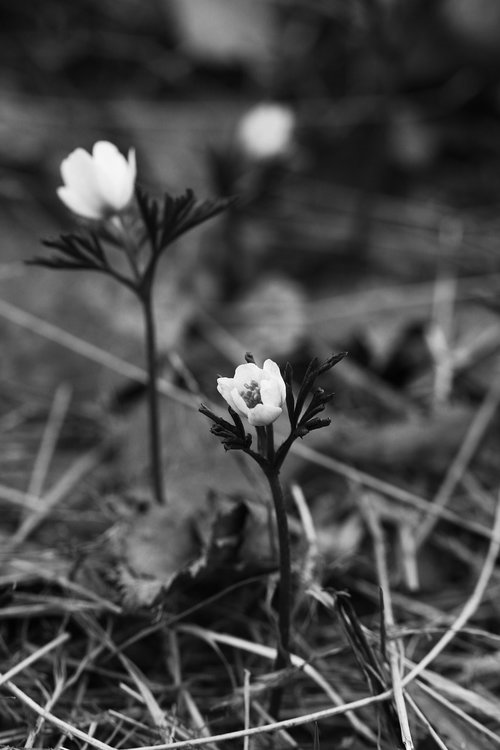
[236,103,295,161]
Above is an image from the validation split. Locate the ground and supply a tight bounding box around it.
[2,2,500,749]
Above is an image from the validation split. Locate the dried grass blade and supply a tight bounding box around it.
[0,631,69,688]
[361,494,414,749]
[403,492,500,687]
[177,625,376,744]
[27,382,72,499]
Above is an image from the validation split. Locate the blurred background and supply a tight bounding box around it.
[3,0,500,407]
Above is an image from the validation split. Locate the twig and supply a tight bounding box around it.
[3,681,115,750]
[25,671,66,748]
[131,580,500,750]
[243,670,251,750]
[80,721,99,750]
[177,625,377,744]
[405,692,450,750]
[308,272,500,322]
[252,702,298,748]
[403,492,500,687]
[167,626,217,743]
[123,687,392,750]
[427,271,456,410]
[361,496,414,750]
[119,683,218,750]
[398,522,419,591]
[409,661,500,721]
[0,484,42,511]
[121,658,170,743]
[0,631,69,689]
[416,378,500,546]
[291,483,318,591]
[292,442,496,541]
[413,680,500,746]
[6,443,109,554]
[0,298,196,409]
[27,382,72,499]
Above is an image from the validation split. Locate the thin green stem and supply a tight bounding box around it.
[112,215,166,505]
[256,426,267,457]
[266,424,275,464]
[141,293,166,505]
[112,216,142,284]
[265,467,292,717]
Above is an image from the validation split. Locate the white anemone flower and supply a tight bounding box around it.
[57,141,136,220]
[237,103,295,160]
[217,359,286,427]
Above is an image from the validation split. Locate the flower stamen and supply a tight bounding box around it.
[240,380,262,409]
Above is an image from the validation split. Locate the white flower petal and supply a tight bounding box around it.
[247,404,282,426]
[231,389,251,418]
[263,359,286,403]
[60,148,94,187]
[59,149,107,217]
[93,141,135,211]
[233,362,263,387]
[127,148,137,181]
[217,377,238,410]
[56,186,104,220]
[57,141,136,220]
[260,377,283,408]
[262,359,281,376]
[92,141,124,170]
[217,358,285,426]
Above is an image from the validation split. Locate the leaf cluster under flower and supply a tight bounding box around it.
[136,187,234,257]
[201,352,346,472]
[29,186,233,297]
[29,232,109,274]
[199,404,253,453]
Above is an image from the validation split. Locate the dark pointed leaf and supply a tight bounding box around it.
[302,417,331,433]
[284,361,296,428]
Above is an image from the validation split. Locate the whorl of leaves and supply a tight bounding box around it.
[287,352,346,431]
[199,403,252,453]
[27,232,109,273]
[136,186,235,257]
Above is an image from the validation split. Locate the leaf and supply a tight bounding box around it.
[114,566,164,610]
[111,399,274,609]
[136,186,234,266]
[28,233,108,274]
[115,491,275,611]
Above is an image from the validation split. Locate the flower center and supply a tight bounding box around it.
[240,380,262,409]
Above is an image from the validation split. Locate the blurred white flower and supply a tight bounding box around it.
[217,359,286,426]
[57,141,136,220]
[237,103,295,160]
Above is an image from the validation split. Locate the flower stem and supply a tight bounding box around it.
[112,216,142,284]
[265,467,292,716]
[141,293,166,505]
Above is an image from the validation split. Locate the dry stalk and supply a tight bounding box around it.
[360,494,414,750]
